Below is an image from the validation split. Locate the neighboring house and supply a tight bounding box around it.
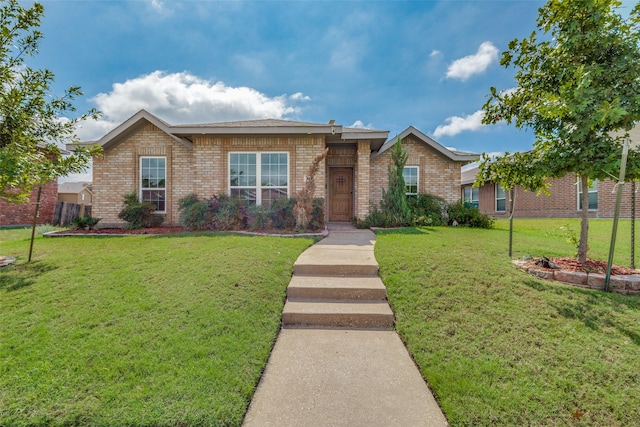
[58,182,92,206]
[76,110,479,227]
[462,165,640,219]
[0,180,58,226]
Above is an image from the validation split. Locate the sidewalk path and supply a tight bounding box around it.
[242,228,448,427]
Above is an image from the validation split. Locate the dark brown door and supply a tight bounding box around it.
[329,167,353,221]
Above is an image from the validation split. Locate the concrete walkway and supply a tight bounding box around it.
[242,227,448,426]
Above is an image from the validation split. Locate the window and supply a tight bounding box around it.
[463,186,479,208]
[229,152,289,206]
[495,184,506,212]
[578,179,598,211]
[403,166,418,196]
[140,157,166,212]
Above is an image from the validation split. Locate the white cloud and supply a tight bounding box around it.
[350,120,373,129]
[446,41,498,81]
[433,110,485,138]
[290,92,310,101]
[77,71,308,140]
[429,50,442,58]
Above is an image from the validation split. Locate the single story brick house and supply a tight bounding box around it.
[78,110,478,227]
[461,166,640,219]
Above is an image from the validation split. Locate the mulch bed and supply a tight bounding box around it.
[524,257,640,276]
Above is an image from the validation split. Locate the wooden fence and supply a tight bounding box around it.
[53,202,91,226]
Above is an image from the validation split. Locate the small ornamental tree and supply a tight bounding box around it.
[294,148,328,230]
[380,139,411,226]
[0,0,101,204]
[481,0,640,263]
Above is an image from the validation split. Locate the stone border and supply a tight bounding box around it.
[44,229,329,239]
[513,260,640,295]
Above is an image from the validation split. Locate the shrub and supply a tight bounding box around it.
[407,194,447,226]
[178,194,212,230]
[118,193,164,229]
[447,201,494,229]
[308,197,325,231]
[269,197,296,230]
[355,204,395,229]
[379,140,411,226]
[70,215,101,231]
[211,195,247,230]
[247,204,271,231]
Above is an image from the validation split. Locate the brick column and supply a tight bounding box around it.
[356,141,371,219]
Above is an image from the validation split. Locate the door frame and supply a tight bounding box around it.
[328,166,354,221]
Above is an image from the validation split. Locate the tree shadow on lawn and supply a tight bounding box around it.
[0,261,56,292]
[522,278,640,346]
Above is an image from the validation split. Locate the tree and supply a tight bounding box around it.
[482,0,640,263]
[0,0,101,204]
[380,139,411,226]
[293,148,328,230]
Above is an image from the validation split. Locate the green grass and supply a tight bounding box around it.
[376,220,640,426]
[493,218,640,266]
[0,231,314,426]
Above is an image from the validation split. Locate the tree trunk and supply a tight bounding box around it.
[578,174,589,263]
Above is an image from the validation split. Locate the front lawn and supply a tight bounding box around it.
[376,219,640,426]
[0,231,314,426]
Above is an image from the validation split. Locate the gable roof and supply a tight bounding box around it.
[74,110,389,152]
[58,181,92,194]
[372,126,479,162]
[93,110,193,152]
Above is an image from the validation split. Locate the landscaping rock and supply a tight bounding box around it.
[554,270,588,286]
[587,273,606,290]
[626,275,640,291]
[530,269,554,280]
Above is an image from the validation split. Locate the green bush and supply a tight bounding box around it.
[117,193,164,229]
[178,194,212,230]
[355,204,396,229]
[308,197,325,231]
[70,215,101,231]
[211,195,248,230]
[447,201,494,229]
[269,197,296,230]
[407,194,447,226]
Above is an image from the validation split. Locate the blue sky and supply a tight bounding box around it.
[26,0,635,181]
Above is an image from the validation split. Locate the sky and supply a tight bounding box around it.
[24,0,635,181]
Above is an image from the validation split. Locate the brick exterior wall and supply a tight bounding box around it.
[0,180,57,226]
[469,174,640,219]
[356,141,371,218]
[370,136,465,208]
[92,124,328,226]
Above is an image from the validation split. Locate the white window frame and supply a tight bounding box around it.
[463,186,479,207]
[228,152,290,206]
[495,184,506,212]
[139,156,166,213]
[577,179,598,211]
[403,166,419,196]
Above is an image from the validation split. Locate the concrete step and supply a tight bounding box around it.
[287,275,388,301]
[293,263,379,277]
[282,301,395,329]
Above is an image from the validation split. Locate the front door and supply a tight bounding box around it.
[329,167,353,221]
